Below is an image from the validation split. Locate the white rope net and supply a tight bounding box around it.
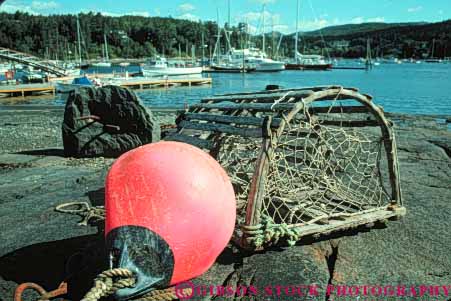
[261,110,392,227]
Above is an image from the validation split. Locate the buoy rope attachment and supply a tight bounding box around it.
[81,268,192,301]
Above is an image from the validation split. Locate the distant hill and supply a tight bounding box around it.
[303,22,429,37]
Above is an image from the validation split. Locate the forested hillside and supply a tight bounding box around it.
[0,11,449,60]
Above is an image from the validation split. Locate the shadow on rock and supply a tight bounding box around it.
[0,234,108,301]
[15,148,65,157]
[87,187,105,207]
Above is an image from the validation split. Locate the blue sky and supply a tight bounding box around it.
[0,0,449,33]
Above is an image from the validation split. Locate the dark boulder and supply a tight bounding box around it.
[62,86,160,158]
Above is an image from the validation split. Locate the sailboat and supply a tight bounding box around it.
[425,39,442,63]
[208,6,257,73]
[285,0,332,71]
[59,16,84,75]
[93,34,112,67]
[226,5,285,72]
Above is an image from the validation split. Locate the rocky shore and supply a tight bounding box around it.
[0,107,450,301]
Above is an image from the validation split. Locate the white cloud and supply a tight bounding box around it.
[177,13,200,22]
[31,1,59,10]
[351,16,385,24]
[0,0,37,14]
[100,11,150,17]
[178,3,195,13]
[239,11,281,25]
[300,19,329,31]
[0,0,61,14]
[407,6,423,13]
[99,11,120,17]
[127,11,150,17]
[438,10,443,15]
[367,17,385,22]
[351,16,364,24]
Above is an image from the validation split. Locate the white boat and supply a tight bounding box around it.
[141,57,203,77]
[286,52,332,70]
[215,3,284,73]
[285,0,332,71]
[228,48,285,72]
[92,62,112,67]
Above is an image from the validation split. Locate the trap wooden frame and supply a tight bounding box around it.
[165,86,406,250]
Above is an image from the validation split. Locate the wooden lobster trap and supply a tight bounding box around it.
[165,86,406,250]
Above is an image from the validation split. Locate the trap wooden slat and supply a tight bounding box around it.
[201,90,314,104]
[178,120,265,138]
[189,102,297,112]
[183,113,283,128]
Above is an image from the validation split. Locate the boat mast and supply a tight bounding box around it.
[262,4,266,53]
[104,34,109,62]
[228,0,231,28]
[366,38,373,70]
[213,8,221,64]
[227,0,232,52]
[431,38,435,58]
[76,15,82,66]
[201,31,205,67]
[295,0,299,60]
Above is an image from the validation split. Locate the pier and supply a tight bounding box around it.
[0,84,55,98]
[0,77,212,98]
[118,77,212,89]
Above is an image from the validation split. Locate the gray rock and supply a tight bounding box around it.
[62,86,160,158]
[1,112,450,301]
[328,122,451,300]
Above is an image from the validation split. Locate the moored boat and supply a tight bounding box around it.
[141,57,202,77]
[285,54,333,70]
[209,62,256,73]
[287,0,332,71]
[228,48,285,72]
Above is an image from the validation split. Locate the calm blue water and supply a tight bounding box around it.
[2,63,451,115]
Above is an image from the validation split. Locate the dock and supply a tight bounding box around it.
[1,77,212,98]
[0,84,55,98]
[118,77,212,89]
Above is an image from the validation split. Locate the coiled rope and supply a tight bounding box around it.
[55,201,105,226]
[81,268,192,301]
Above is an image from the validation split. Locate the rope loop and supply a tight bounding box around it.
[55,201,105,226]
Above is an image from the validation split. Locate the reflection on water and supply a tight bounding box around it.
[1,63,450,115]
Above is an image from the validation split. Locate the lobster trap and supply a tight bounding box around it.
[165,86,405,250]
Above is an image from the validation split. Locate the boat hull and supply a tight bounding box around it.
[285,63,333,70]
[92,62,112,67]
[142,66,203,77]
[254,62,285,72]
[208,65,255,73]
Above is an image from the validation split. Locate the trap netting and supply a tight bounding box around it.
[216,135,261,226]
[166,86,405,250]
[261,116,391,228]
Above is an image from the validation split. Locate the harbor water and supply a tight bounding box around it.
[1,63,450,115]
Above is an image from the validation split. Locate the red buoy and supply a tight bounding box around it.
[105,141,236,299]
